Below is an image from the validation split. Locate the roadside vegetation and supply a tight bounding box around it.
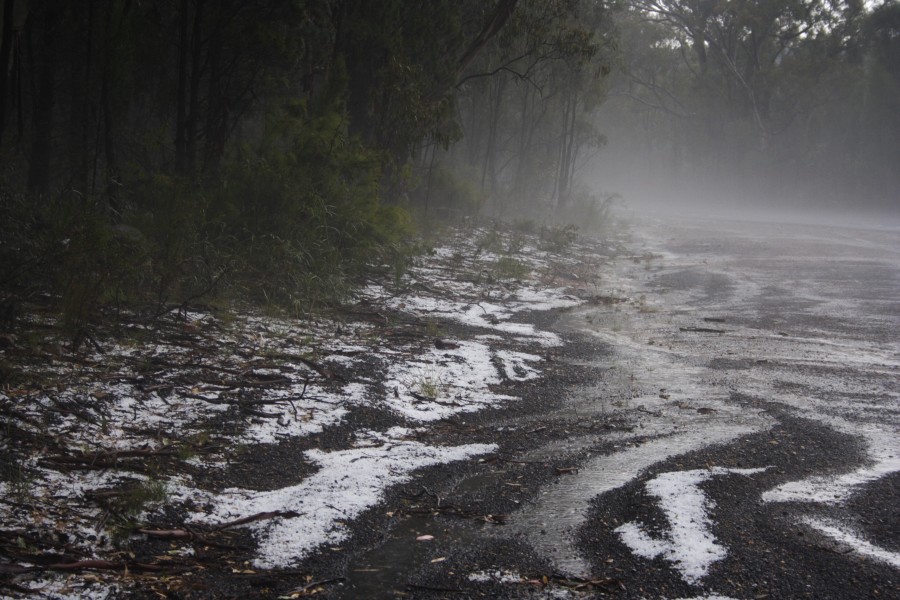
[2,1,897,337]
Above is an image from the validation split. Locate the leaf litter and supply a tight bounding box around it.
[0,225,608,597]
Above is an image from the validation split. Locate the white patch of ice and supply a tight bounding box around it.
[386,285,576,346]
[468,569,522,583]
[384,340,515,421]
[760,412,899,505]
[193,433,496,568]
[615,467,769,585]
[494,349,543,381]
[19,578,122,599]
[511,425,764,577]
[342,381,371,404]
[800,517,900,569]
[762,451,900,504]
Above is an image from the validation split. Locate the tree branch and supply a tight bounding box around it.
[456,0,520,79]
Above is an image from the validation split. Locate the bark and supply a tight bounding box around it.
[202,22,222,173]
[184,0,205,176]
[71,0,94,193]
[0,0,15,144]
[27,7,57,193]
[480,73,505,199]
[100,0,119,205]
[456,0,520,80]
[555,92,578,209]
[175,0,189,174]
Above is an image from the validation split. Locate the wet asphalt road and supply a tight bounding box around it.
[523,216,900,598]
[336,215,899,600]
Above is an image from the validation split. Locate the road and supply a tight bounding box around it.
[336,215,899,599]
[510,215,900,598]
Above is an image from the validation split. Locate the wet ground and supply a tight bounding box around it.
[3,215,897,599]
[335,215,900,599]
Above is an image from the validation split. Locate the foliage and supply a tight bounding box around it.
[0,1,549,323]
[477,227,506,254]
[598,0,900,209]
[540,224,579,253]
[8,0,887,324]
[492,256,531,280]
[427,0,620,218]
[417,164,486,219]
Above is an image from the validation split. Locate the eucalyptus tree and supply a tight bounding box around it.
[598,0,896,208]
[438,0,619,217]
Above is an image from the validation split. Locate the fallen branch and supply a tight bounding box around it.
[296,356,344,382]
[43,446,179,470]
[1,558,173,574]
[407,583,462,593]
[283,577,346,597]
[210,510,301,531]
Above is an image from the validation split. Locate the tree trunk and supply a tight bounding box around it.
[27,7,57,194]
[202,19,223,173]
[71,0,94,193]
[100,0,120,207]
[480,73,505,202]
[556,92,578,210]
[185,0,205,176]
[0,0,16,144]
[175,0,189,174]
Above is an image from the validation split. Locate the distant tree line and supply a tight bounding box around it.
[0,0,578,321]
[594,0,900,210]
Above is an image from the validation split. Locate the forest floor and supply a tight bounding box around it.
[0,221,626,599]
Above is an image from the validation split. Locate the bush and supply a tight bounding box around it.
[209,110,412,314]
[417,164,485,219]
[539,224,578,253]
[0,107,413,323]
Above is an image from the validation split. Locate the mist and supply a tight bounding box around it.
[427,0,900,232]
[589,0,900,228]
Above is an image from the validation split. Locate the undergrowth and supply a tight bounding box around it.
[0,112,413,327]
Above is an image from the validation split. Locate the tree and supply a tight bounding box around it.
[590,0,896,209]
[436,0,618,217]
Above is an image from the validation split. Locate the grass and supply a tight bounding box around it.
[106,479,170,545]
[121,480,169,516]
[2,461,36,503]
[476,227,504,254]
[492,256,530,281]
[539,224,578,253]
[414,370,445,400]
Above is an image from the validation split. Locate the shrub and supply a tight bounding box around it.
[540,224,578,253]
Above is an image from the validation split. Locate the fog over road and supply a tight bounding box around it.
[511,214,899,598]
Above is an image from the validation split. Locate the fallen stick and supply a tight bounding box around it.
[284,577,346,596]
[43,559,165,572]
[210,509,302,531]
[137,528,193,540]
